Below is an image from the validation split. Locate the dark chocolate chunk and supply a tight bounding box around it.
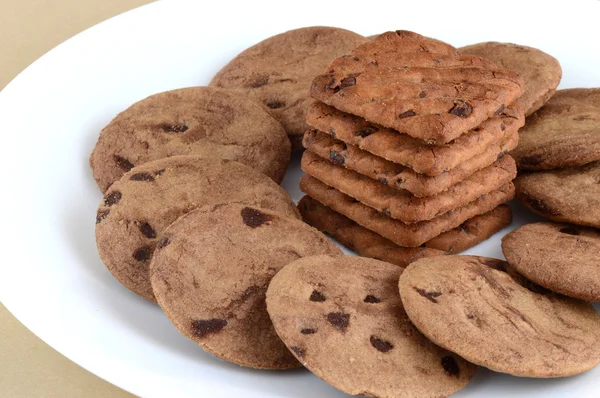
[96,209,110,224]
[113,155,134,171]
[441,356,460,377]
[104,191,122,206]
[290,346,305,358]
[191,318,227,338]
[414,288,442,303]
[266,100,286,109]
[300,328,317,335]
[329,151,345,166]
[130,172,155,182]
[133,245,153,262]
[364,295,381,303]
[157,236,170,249]
[370,336,394,353]
[399,110,416,118]
[449,100,472,118]
[326,312,350,332]
[241,207,273,228]
[139,222,156,239]
[160,123,189,133]
[309,290,326,302]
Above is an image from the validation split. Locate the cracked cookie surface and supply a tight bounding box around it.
[95,156,300,302]
[150,203,341,369]
[399,255,600,377]
[266,254,476,397]
[209,26,367,150]
[90,86,291,192]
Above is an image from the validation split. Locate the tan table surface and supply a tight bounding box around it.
[0,1,154,396]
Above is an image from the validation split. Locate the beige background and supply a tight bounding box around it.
[0,1,154,396]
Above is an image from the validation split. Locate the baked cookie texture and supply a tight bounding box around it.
[150,203,341,369]
[266,254,477,397]
[95,156,299,302]
[399,255,600,377]
[303,129,518,197]
[459,42,562,116]
[512,88,600,170]
[311,30,524,144]
[210,26,368,150]
[306,101,524,176]
[301,150,516,223]
[515,161,600,228]
[90,86,291,192]
[502,222,600,301]
[300,175,515,247]
[298,196,511,267]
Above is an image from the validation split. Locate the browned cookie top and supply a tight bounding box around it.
[95,156,300,302]
[311,30,524,144]
[150,203,341,369]
[502,222,600,301]
[266,254,477,397]
[399,255,600,377]
[459,42,562,116]
[90,87,291,192]
[511,88,600,170]
[209,26,368,150]
[515,161,600,228]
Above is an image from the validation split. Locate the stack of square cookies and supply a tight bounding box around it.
[299,30,525,265]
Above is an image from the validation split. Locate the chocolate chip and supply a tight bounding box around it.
[441,356,460,377]
[113,155,134,171]
[340,76,357,88]
[139,222,156,239]
[309,290,326,302]
[377,178,388,186]
[96,209,110,224]
[494,104,506,115]
[329,151,345,166]
[266,100,285,109]
[497,151,506,160]
[449,100,472,118]
[326,312,350,332]
[157,236,170,248]
[241,207,272,228]
[459,222,470,233]
[133,245,153,262]
[191,319,227,337]
[301,328,317,334]
[381,209,391,217]
[519,155,542,167]
[521,193,561,216]
[130,172,155,182]
[370,336,394,353]
[355,127,377,138]
[160,123,188,133]
[364,295,381,303]
[414,287,442,303]
[419,91,427,98]
[104,191,122,206]
[154,169,166,176]
[398,110,416,118]
[290,346,305,358]
[560,226,580,236]
[500,123,506,131]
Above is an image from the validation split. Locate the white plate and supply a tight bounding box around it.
[1,1,600,397]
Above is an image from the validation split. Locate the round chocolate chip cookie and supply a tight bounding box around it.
[266,255,477,397]
[90,86,291,192]
[458,42,562,116]
[150,203,341,369]
[502,222,600,301]
[209,26,368,150]
[515,161,600,228]
[511,88,600,170]
[95,156,300,302]
[399,255,600,377]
